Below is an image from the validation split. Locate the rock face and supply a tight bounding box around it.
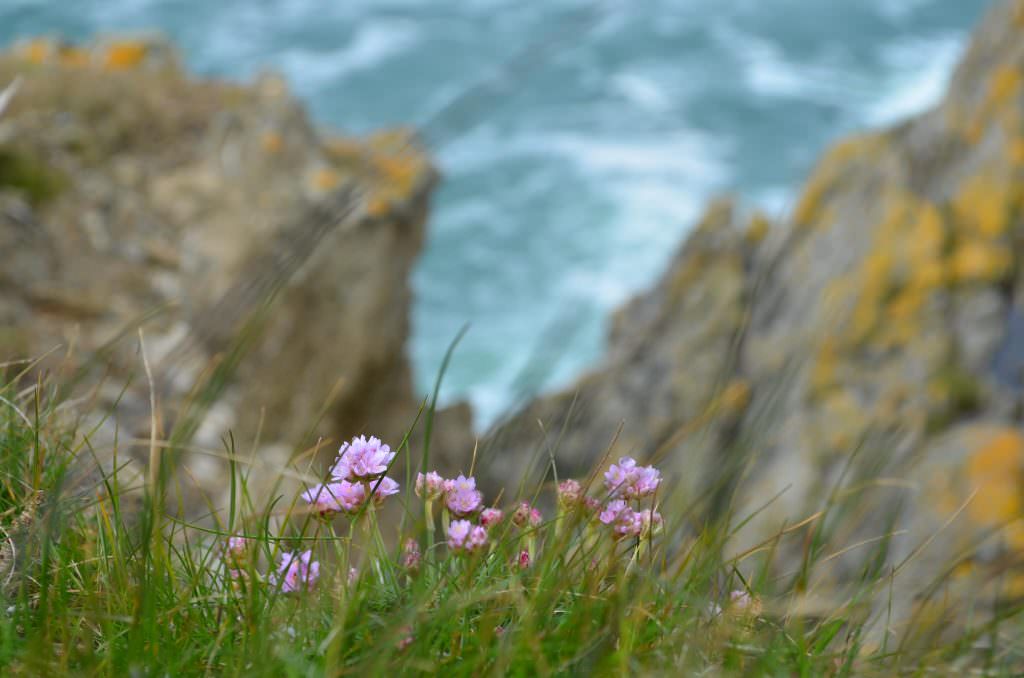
[0,38,442,501]
[485,0,1024,629]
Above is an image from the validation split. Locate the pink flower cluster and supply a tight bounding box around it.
[597,457,663,539]
[416,470,522,555]
[301,436,401,518]
[511,501,542,528]
[271,550,319,593]
[604,457,661,499]
[331,435,395,480]
[446,519,488,553]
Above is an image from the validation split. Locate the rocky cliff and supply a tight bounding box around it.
[485,0,1024,633]
[0,37,457,502]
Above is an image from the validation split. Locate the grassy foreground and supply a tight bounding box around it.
[0,364,1022,676]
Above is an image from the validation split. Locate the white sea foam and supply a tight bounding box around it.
[276,21,420,91]
[861,35,963,126]
[611,72,672,113]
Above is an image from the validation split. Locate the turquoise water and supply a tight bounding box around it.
[0,0,989,425]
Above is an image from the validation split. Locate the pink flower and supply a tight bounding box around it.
[445,473,476,495]
[445,475,483,516]
[447,519,472,550]
[557,479,582,506]
[402,538,421,572]
[348,567,359,586]
[628,465,662,499]
[271,550,319,593]
[331,435,395,481]
[447,519,487,553]
[372,476,401,504]
[583,496,601,514]
[480,507,504,528]
[415,471,445,499]
[224,535,250,566]
[613,509,644,538]
[511,502,542,528]
[397,627,414,650]
[516,549,531,569]
[468,525,488,550]
[301,481,366,515]
[603,457,661,499]
[598,499,629,525]
[604,457,639,495]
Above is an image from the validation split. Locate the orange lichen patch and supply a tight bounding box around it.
[103,41,148,69]
[310,167,341,192]
[952,176,1013,238]
[372,153,422,196]
[949,240,1013,283]
[1011,138,1024,167]
[366,195,389,217]
[965,429,1024,527]
[17,38,53,64]
[260,131,283,154]
[988,66,1022,111]
[745,211,770,244]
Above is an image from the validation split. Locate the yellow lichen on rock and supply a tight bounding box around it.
[1011,137,1024,166]
[952,176,1013,238]
[988,66,1021,111]
[17,38,53,64]
[965,429,1024,537]
[103,41,148,69]
[309,166,342,193]
[260,131,283,154]
[745,211,770,244]
[949,240,1013,283]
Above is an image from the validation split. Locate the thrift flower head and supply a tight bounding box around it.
[480,507,504,528]
[372,476,401,504]
[604,456,661,499]
[224,535,250,566]
[271,550,319,593]
[415,471,445,499]
[517,549,531,569]
[447,487,483,516]
[331,435,395,481]
[557,479,582,506]
[301,481,366,515]
[598,499,629,525]
[511,502,542,528]
[629,465,662,499]
[604,457,638,495]
[447,519,487,553]
[445,475,482,516]
[613,509,644,538]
